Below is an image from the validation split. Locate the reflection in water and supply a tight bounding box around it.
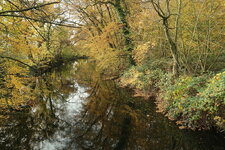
[32,83,89,150]
[0,60,225,150]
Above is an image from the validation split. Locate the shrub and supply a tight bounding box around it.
[120,65,164,92]
[200,71,225,130]
[158,71,225,130]
[158,75,211,129]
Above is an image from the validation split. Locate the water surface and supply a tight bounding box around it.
[0,61,225,150]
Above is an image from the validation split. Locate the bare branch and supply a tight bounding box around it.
[0,56,35,70]
[0,2,60,15]
[0,14,81,28]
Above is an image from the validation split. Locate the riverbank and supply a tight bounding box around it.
[118,64,225,132]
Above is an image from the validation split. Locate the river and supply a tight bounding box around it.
[0,60,225,150]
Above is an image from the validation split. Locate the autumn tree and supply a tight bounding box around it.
[0,0,78,108]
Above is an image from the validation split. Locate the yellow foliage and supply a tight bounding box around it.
[0,0,62,109]
[78,22,130,76]
[133,42,153,65]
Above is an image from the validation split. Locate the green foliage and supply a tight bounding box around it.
[158,71,225,130]
[200,71,225,130]
[120,65,164,92]
[159,75,210,129]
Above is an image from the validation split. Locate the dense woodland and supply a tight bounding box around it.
[0,0,225,132]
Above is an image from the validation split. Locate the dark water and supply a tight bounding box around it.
[0,61,225,150]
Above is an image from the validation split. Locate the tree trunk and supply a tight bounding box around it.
[114,0,135,65]
[163,19,180,77]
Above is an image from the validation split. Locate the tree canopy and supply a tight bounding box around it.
[0,0,225,131]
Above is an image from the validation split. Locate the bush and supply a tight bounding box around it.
[120,65,164,92]
[158,71,225,130]
[158,75,210,129]
[120,57,225,131]
[200,71,225,130]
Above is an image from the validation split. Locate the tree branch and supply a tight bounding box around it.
[0,56,35,70]
[0,14,81,28]
[0,2,60,15]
